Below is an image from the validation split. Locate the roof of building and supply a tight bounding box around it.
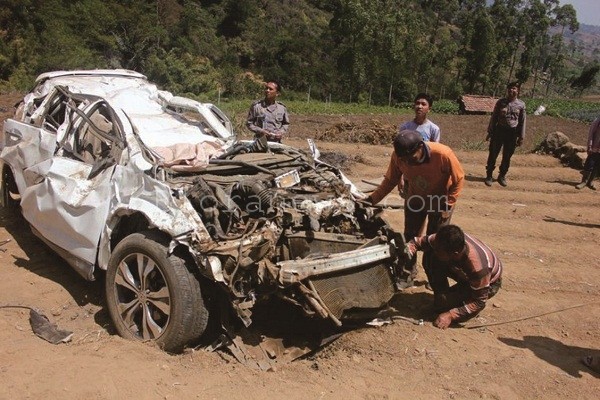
[457,95,498,113]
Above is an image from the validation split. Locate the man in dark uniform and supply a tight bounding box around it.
[246,81,289,143]
[485,82,526,187]
[575,116,599,190]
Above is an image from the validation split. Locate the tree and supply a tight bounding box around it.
[453,0,486,92]
[515,0,552,92]
[544,3,579,97]
[327,0,430,103]
[488,0,525,92]
[0,0,593,100]
[419,0,459,95]
[463,10,497,93]
[570,63,599,96]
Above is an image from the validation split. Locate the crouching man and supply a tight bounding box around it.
[405,224,502,329]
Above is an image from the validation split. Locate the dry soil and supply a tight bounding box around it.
[1,96,599,399]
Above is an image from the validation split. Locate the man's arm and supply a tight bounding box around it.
[516,101,526,145]
[406,234,436,255]
[426,121,441,143]
[277,106,290,135]
[487,100,501,138]
[431,125,441,143]
[398,120,411,133]
[445,150,465,208]
[447,270,491,322]
[587,118,600,152]
[368,154,404,205]
[246,103,267,136]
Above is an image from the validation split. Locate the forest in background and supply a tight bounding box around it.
[1,0,599,105]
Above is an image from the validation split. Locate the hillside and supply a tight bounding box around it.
[563,23,600,61]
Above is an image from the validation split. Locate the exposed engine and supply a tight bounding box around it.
[185,141,375,241]
[169,139,400,327]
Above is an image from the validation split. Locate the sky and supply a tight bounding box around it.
[561,0,599,26]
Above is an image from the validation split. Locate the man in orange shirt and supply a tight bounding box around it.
[367,130,465,289]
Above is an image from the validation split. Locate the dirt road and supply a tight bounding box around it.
[1,99,599,399]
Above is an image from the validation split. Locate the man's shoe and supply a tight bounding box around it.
[577,171,592,190]
[484,176,493,186]
[498,175,507,187]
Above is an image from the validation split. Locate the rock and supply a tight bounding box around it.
[535,131,570,154]
[536,132,587,169]
[560,146,587,169]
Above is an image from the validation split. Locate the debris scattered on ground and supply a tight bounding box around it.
[0,238,10,251]
[1,304,73,344]
[534,105,546,115]
[29,308,73,344]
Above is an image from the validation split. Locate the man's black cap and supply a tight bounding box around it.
[393,129,423,156]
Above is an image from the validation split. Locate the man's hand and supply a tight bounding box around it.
[439,204,452,224]
[268,132,283,141]
[433,312,453,329]
[485,133,491,142]
[516,137,523,147]
[404,242,417,259]
[397,179,407,199]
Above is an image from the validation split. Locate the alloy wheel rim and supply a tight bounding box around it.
[113,253,171,340]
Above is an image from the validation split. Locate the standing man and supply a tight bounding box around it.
[575,116,599,190]
[399,93,440,142]
[398,93,441,211]
[366,130,465,289]
[405,224,502,329]
[485,82,526,187]
[246,81,289,143]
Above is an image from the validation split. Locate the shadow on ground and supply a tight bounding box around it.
[0,207,105,310]
[465,174,487,183]
[543,215,600,229]
[499,335,600,378]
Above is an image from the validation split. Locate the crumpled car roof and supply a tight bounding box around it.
[28,70,232,149]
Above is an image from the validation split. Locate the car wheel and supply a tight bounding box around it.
[2,167,20,209]
[105,231,208,352]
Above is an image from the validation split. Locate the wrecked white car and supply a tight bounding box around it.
[0,70,403,352]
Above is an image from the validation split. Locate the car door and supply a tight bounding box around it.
[6,95,126,278]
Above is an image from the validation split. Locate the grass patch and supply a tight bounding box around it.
[460,140,488,151]
[217,97,597,121]
[525,98,600,122]
[218,99,405,116]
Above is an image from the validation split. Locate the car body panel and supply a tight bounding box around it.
[20,156,113,265]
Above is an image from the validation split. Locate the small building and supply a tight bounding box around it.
[457,95,498,115]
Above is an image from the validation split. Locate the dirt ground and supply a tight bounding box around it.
[1,95,599,399]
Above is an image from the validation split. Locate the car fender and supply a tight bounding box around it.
[96,167,212,270]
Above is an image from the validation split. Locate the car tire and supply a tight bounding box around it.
[2,167,20,209]
[105,231,208,353]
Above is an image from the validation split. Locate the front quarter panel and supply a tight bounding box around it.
[96,165,209,270]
